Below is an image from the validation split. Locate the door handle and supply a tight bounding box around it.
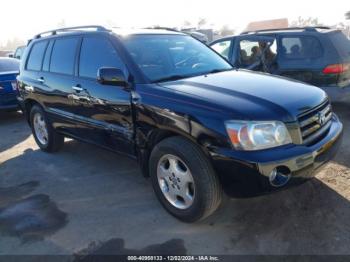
[72,85,83,92]
[37,77,45,83]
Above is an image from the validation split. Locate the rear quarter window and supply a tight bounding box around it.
[280,36,323,60]
[50,37,79,75]
[26,41,48,71]
[329,32,350,59]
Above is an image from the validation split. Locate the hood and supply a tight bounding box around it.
[159,70,327,122]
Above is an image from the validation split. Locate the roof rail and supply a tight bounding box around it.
[144,26,180,32]
[34,25,110,39]
[240,26,331,35]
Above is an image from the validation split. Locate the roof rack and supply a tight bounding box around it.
[240,26,331,35]
[34,25,110,39]
[143,26,180,32]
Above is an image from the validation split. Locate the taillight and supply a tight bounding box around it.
[323,63,350,74]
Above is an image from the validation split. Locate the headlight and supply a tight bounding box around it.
[225,120,292,151]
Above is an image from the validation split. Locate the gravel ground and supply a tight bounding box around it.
[0,101,349,257]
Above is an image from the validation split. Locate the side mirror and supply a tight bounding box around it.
[97,67,128,88]
[8,54,14,58]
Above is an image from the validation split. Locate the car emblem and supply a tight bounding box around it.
[317,111,327,126]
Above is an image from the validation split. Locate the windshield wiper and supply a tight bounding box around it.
[153,74,193,83]
[204,68,233,75]
[153,68,233,83]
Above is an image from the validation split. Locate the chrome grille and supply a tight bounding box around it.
[298,100,332,145]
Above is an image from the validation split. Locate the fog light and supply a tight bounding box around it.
[269,168,291,187]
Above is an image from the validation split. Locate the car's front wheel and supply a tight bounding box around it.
[149,136,222,222]
[30,105,64,152]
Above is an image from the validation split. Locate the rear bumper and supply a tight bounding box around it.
[211,114,343,197]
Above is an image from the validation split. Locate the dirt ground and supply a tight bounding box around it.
[0,101,349,257]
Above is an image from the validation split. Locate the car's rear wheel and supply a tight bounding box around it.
[30,105,64,152]
[149,136,222,222]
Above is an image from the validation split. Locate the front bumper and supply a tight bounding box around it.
[211,115,343,197]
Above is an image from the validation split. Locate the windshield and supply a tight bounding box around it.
[0,59,19,72]
[122,34,232,82]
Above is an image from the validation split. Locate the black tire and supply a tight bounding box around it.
[30,105,64,153]
[149,136,222,222]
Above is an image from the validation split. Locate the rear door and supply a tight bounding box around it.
[276,34,327,85]
[71,35,134,155]
[39,36,81,136]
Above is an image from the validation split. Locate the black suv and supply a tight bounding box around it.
[18,26,343,222]
[210,27,350,102]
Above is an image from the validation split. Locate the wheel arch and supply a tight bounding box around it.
[136,127,213,177]
[23,98,42,126]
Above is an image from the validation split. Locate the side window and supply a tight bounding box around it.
[239,40,260,66]
[42,41,54,72]
[14,47,24,59]
[50,38,79,75]
[210,40,231,59]
[280,36,323,59]
[26,41,48,71]
[79,37,125,79]
[238,39,277,67]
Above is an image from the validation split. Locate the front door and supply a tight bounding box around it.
[71,35,134,155]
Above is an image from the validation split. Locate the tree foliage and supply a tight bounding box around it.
[346,11,350,20]
[197,18,207,29]
[219,25,235,36]
[290,16,323,27]
[0,38,26,51]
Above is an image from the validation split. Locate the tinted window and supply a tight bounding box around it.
[329,32,350,58]
[211,40,231,59]
[50,38,78,75]
[79,37,125,78]
[281,36,323,59]
[43,41,54,71]
[27,41,48,71]
[122,35,232,82]
[238,39,277,67]
[14,46,25,59]
[0,59,19,72]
